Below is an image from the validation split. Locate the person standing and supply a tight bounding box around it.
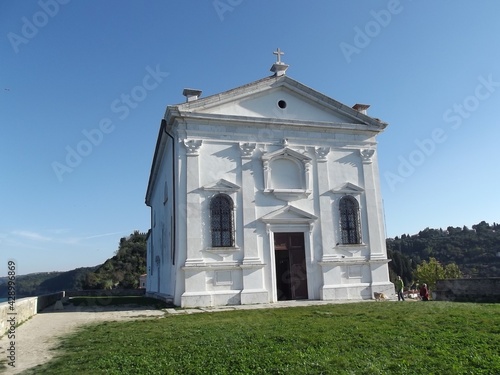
[395,276,405,301]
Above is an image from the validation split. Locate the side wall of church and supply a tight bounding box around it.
[146,134,177,298]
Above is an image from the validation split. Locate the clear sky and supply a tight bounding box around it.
[1,1,500,276]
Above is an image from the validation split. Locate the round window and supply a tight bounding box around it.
[277,100,287,109]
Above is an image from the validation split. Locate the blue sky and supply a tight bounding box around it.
[1,1,500,275]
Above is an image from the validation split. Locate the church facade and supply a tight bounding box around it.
[145,52,394,307]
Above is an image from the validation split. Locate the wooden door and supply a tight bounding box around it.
[274,232,308,300]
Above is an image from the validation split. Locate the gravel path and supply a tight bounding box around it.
[0,303,165,374]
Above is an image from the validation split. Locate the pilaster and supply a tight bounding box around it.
[239,143,268,304]
[315,147,333,259]
[184,139,204,264]
[359,148,386,260]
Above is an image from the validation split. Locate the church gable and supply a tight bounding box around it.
[195,86,356,124]
[172,75,386,130]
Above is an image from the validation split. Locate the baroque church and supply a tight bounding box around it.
[145,50,394,307]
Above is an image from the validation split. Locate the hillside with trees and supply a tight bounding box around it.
[0,231,147,297]
[0,267,96,298]
[387,221,500,287]
[82,231,147,289]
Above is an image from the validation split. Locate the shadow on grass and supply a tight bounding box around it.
[39,296,172,313]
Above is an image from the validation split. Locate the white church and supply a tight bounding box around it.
[145,50,394,307]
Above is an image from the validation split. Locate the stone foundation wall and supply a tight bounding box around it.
[434,278,500,302]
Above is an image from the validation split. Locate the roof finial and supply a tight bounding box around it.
[273,48,284,64]
[270,48,289,77]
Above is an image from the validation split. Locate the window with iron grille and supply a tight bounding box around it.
[210,194,234,247]
[339,196,361,244]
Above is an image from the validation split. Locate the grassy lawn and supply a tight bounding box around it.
[28,302,500,375]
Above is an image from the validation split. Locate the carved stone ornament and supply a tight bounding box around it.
[315,146,330,162]
[360,149,375,163]
[239,142,256,158]
[184,139,203,155]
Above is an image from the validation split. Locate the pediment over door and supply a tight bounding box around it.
[260,205,317,224]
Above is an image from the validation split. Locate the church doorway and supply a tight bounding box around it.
[274,232,308,300]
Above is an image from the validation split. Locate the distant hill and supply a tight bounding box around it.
[0,269,94,298]
[0,230,147,297]
[387,220,500,286]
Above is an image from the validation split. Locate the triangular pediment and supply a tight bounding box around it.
[203,179,240,192]
[262,146,311,162]
[260,205,317,224]
[170,76,386,129]
[331,182,364,195]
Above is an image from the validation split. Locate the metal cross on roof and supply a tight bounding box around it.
[273,48,284,64]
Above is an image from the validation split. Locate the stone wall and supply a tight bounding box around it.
[0,289,149,336]
[0,291,65,336]
[434,278,500,302]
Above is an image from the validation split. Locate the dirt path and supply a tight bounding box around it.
[0,304,165,374]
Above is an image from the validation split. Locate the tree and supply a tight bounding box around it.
[413,257,462,291]
[84,230,147,290]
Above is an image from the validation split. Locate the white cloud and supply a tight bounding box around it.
[12,231,52,242]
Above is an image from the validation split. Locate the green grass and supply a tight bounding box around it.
[27,302,500,375]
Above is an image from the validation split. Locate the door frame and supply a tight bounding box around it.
[268,224,313,303]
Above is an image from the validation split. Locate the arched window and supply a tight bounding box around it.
[210,194,234,247]
[339,196,361,244]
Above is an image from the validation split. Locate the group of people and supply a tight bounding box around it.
[395,276,429,301]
